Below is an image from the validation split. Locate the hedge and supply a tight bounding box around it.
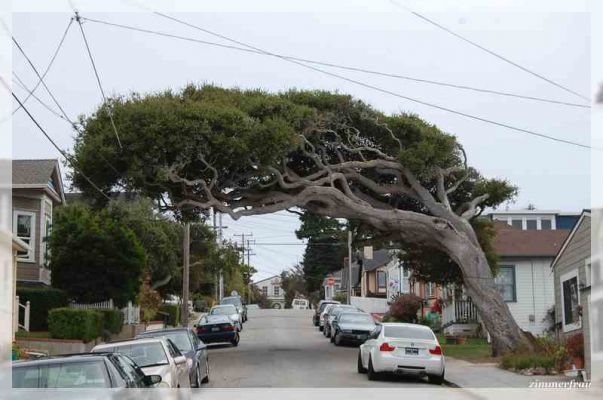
[155,304,180,326]
[48,308,103,342]
[16,287,69,331]
[94,309,124,334]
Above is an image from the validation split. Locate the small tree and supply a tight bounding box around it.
[388,294,423,323]
[137,275,162,323]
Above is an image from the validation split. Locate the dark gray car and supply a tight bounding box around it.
[331,312,376,346]
[136,327,209,387]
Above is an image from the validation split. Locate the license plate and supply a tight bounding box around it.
[355,335,367,340]
[211,327,220,332]
[405,347,419,355]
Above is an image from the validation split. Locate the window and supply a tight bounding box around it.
[13,210,35,262]
[495,266,516,302]
[377,271,386,290]
[262,286,268,297]
[43,214,52,266]
[511,219,522,229]
[426,282,435,298]
[273,286,280,296]
[561,271,581,332]
[541,219,552,230]
[526,220,537,230]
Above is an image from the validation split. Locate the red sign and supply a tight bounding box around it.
[326,277,336,286]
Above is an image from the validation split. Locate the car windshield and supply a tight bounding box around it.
[99,342,169,367]
[142,331,193,352]
[13,361,109,388]
[339,314,375,324]
[211,305,237,315]
[319,302,337,313]
[384,326,435,340]
[221,297,242,306]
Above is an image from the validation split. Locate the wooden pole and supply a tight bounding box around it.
[181,222,190,326]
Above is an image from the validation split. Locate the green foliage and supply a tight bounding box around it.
[156,304,180,326]
[48,308,103,342]
[280,265,307,308]
[94,309,124,334]
[49,203,145,308]
[137,282,162,323]
[388,294,423,323]
[16,287,68,331]
[501,353,557,371]
[333,292,347,303]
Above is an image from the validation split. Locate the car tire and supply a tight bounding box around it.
[357,352,367,373]
[319,325,323,332]
[194,365,202,387]
[428,371,445,385]
[334,332,342,346]
[231,334,240,347]
[330,332,335,343]
[367,356,378,381]
[201,361,210,384]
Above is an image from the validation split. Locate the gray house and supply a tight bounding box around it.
[12,159,65,285]
[551,210,591,379]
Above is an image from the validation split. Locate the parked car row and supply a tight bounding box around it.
[312,300,446,385]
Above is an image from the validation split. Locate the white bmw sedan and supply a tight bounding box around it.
[358,323,445,384]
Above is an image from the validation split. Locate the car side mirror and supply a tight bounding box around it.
[196,343,207,351]
[143,375,162,386]
[174,355,187,365]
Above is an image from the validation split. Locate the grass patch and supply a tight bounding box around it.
[437,335,493,362]
[15,331,51,339]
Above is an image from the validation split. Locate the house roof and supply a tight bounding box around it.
[361,249,392,272]
[550,210,591,269]
[253,275,281,285]
[492,221,570,258]
[12,159,65,203]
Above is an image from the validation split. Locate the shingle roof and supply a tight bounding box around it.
[361,249,392,272]
[12,159,58,185]
[492,221,570,257]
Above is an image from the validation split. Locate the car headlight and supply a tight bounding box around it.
[156,382,170,388]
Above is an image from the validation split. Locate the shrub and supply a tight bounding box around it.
[16,287,69,331]
[565,332,584,358]
[501,353,557,371]
[94,309,124,334]
[48,308,103,342]
[155,304,180,326]
[388,294,423,323]
[332,292,347,303]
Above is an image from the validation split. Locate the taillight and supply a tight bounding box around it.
[197,326,207,333]
[429,345,443,355]
[379,342,395,352]
[224,324,235,331]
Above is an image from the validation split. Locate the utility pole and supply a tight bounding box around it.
[212,209,227,301]
[234,233,253,301]
[246,239,256,305]
[348,230,353,305]
[181,222,190,327]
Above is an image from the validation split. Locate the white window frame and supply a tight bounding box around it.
[560,269,581,333]
[262,286,268,297]
[585,258,592,288]
[273,285,280,297]
[13,210,36,262]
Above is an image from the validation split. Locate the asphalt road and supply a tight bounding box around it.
[204,308,440,388]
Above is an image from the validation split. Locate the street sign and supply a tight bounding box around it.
[364,246,373,260]
[326,277,336,286]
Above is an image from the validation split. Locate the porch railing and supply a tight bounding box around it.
[69,299,140,325]
[442,298,478,327]
[70,298,114,310]
[14,296,30,332]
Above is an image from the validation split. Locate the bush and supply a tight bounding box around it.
[565,332,584,358]
[16,287,69,331]
[501,353,557,371]
[94,309,124,334]
[388,294,423,323]
[48,308,103,342]
[155,304,180,326]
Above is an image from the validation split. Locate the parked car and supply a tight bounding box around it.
[358,323,445,384]
[92,338,190,388]
[12,353,162,388]
[195,314,240,346]
[209,304,243,331]
[136,328,209,387]
[221,295,247,322]
[292,298,309,309]
[313,300,340,327]
[330,312,376,346]
[324,305,359,338]
[318,303,337,331]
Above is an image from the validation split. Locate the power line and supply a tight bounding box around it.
[392,2,590,102]
[12,72,67,121]
[2,77,111,201]
[12,17,74,115]
[74,12,123,149]
[148,12,593,150]
[80,16,589,109]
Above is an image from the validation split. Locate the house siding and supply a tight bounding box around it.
[553,215,591,377]
[500,257,555,335]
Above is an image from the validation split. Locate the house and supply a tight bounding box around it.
[551,210,592,379]
[12,159,66,286]
[487,209,580,231]
[490,220,570,335]
[253,275,286,309]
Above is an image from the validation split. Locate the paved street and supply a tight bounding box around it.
[204,308,443,388]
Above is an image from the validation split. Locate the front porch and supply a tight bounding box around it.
[442,298,481,336]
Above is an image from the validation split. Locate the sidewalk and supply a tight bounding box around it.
[445,357,573,388]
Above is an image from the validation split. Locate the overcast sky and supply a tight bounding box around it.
[8,8,591,282]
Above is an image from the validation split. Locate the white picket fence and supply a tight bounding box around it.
[69,299,140,325]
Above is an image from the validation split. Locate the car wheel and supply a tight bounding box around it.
[334,332,342,346]
[231,333,240,347]
[357,351,367,373]
[201,360,210,384]
[428,371,445,385]
[367,356,378,381]
[194,365,202,387]
[319,325,323,331]
[330,332,335,343]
